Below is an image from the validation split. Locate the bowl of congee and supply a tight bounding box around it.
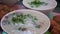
[1,9,50,34]
[23,0,57,15]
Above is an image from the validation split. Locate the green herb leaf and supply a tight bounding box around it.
[18,27,22,30]
[35,25,40,28]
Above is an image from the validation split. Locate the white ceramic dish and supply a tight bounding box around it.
[1,9,50,34]
[23,0,57,10]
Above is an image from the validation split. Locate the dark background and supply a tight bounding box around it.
[56,0,60,7]
[54,0,60,13]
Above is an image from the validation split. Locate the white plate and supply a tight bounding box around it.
[1,9,50,34]
[23,0,57,10]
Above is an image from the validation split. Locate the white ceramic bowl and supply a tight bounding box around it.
[1,9,50,34]
[23,0,57,10]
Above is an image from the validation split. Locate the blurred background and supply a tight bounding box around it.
[54,0,60,13]
[0,0,60,13]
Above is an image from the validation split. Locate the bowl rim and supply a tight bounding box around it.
[1,9,50,34]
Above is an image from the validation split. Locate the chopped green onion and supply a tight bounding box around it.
[28,0,48,7]
[18,27,22,30]
[35,25,40,28]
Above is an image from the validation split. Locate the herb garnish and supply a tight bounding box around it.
[28,0,48,7]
